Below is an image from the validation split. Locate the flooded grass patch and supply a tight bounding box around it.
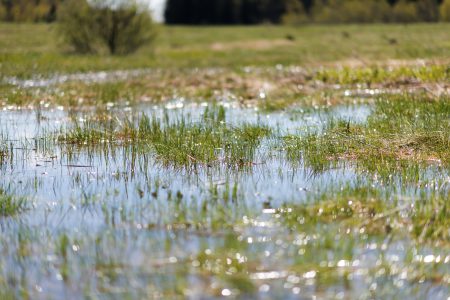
[1,21,450,298]
[2,64,448,110]
[57,106,271,168]
[284,94,450,179]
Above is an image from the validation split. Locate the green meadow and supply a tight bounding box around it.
[1,23,449,76]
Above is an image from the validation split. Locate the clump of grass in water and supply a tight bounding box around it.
[0,188,26,216]
[280,185,450,244]
[281,185,394,235]
[0,148,7,165]
[412,190,450,243]
[284,94,450,180]
[58,106,270,168]
[0,135,9,165]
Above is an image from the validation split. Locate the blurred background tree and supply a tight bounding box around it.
[441,0,450,21]
[164,0,447,24]
[312,0,392,23]
[0,0,60,22]
[281,0,310,24]
[391,0,419,23]
[416,0,440,21]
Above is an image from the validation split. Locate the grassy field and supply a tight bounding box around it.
[1,22,448,108]
[0,23,449,299]
[0,23,449,77]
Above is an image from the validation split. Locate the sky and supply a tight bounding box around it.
[142,0,166,22]
[88,0,166,22]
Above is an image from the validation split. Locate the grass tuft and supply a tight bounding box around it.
[280,185,450,244]
[0,189,26,217]
[57,107,270,168]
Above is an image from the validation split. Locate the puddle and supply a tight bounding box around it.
[0,102,448,299]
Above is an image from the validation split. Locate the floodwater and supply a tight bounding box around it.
[4,69,154,88]
[0,102,448,299]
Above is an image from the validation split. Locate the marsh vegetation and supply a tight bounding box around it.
[0,23,449,299]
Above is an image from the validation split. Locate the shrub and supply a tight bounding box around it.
[57,0,156,55]
[441,0,450,21]
[57,0,96,54]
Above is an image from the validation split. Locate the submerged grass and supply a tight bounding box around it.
[57,107,270,168]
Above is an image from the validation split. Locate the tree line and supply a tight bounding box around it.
[165,0,450,24]
[1,0,450,23]
[0,0,62,22]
